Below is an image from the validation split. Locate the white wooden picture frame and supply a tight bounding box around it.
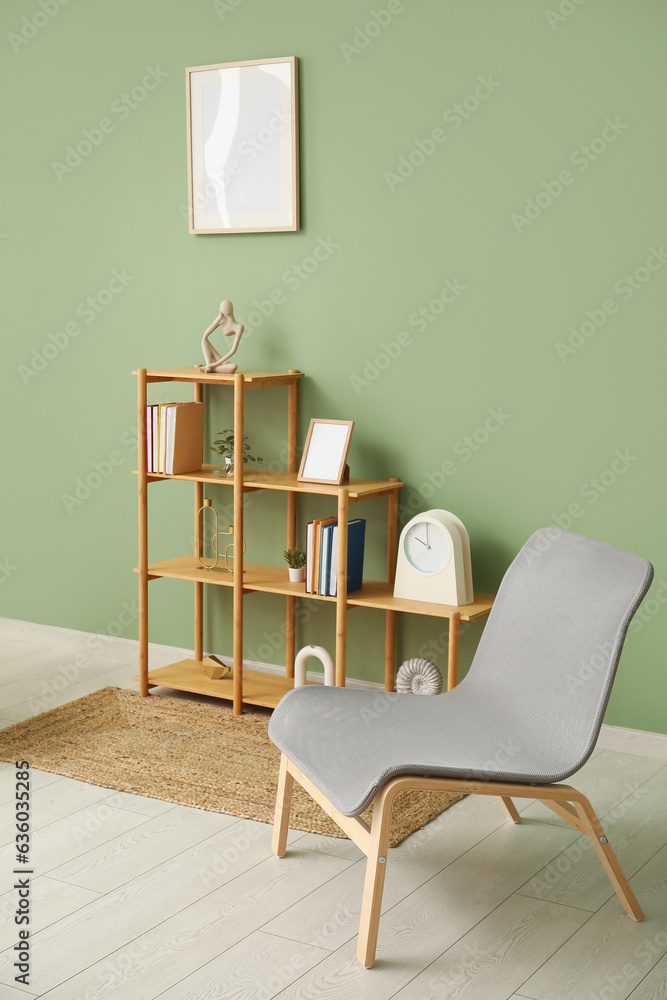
[186,56,299,234]
[297,420,354,485]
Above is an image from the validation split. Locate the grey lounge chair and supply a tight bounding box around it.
[268,527,654,967]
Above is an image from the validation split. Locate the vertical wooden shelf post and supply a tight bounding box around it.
[335,488,349,687]
[233,373,245,714]
[137,369,149,696]
[447,613,460,691]
[194,380,204,663]
[285,370,299,678]
[385,478,399,691]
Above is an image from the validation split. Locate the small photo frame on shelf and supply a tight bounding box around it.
[186,56,299,235]
[298,419,354,485]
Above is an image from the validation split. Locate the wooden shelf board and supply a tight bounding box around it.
[136,556,337,599]
[134,465,405,498]
[137,556,493,619]
[134,367,304,388]
[135,660,297,707]
[348,584,495,621]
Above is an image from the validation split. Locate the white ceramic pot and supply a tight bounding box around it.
[288,566,306,583]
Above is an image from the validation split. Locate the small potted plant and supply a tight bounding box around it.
[284,548,307,583]
[211,430,263,476]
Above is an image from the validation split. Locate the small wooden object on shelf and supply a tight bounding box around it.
[134,367,494,714]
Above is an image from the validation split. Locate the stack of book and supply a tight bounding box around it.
[145,402,204,475]
[306,518,366,596]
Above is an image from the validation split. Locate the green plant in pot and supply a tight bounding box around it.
[211,430,263,476]
[284,548,306,583]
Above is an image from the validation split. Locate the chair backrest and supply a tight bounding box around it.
[464,528,653,776]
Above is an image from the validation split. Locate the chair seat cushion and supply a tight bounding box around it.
[268,683,580,817]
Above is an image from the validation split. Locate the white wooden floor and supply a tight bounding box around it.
[1,618,667,999]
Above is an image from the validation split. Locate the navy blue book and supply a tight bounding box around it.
[329,519,366,596]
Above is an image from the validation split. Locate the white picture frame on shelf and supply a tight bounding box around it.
[186,56,300,234]
[298,419,354,485]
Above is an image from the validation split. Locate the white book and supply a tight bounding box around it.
[165,407,177,475]
[145,406,153,473]
[305,521,314,594]
[152,407,159,473]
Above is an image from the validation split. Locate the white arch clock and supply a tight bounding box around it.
[393,509,474,606]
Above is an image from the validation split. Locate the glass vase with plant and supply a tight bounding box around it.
[211,430,263,476]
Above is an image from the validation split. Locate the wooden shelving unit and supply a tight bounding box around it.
[134,366,494,714]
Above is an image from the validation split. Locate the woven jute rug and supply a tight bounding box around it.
[0,686,463,847]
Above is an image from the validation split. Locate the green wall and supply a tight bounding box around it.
[2,0,666,732]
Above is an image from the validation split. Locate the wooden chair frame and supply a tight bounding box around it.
[272,752,643,968]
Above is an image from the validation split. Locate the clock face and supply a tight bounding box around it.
[404,520,451,574]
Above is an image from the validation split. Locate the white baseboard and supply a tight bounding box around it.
[0,617,384,690]
[3,618,666,756]
[596,723,667,762]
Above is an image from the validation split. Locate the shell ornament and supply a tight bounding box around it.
[396,658,443,696]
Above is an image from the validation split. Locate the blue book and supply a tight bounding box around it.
[329,519,366,597]
[319,524,335,596]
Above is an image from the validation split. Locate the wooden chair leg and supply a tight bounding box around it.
[272,754,294,858]
[356,785,394,968]
[572,794,644,921]
[498,796,521,823]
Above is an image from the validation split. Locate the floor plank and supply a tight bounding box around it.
[519,765,667,912]
[0,776,118,846]
[518,751,664,827]
[0,767,62,805]
[142,930,329,1000]
[100,789,178,817]
[626,952,667,998]
[268,817,579,999]
[390,894,590,1000]
[49,805,236,892]
[0,877,100,952]
[0,985,37,998]
[263,792,513,951]
[520,843,667,1000]
[30,848,350,999]
[0,801,153,878]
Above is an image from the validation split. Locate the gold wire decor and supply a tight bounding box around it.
[196,498,246,572]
